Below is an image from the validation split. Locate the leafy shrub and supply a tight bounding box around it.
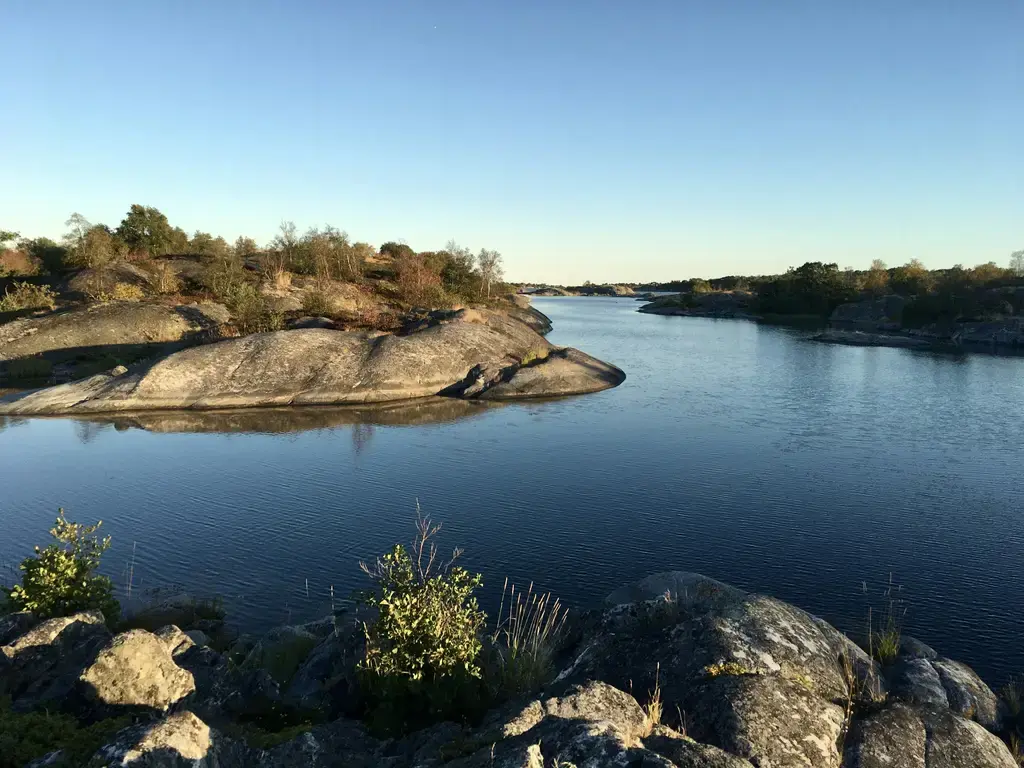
[140,260,181,295]
[226,282,283,334]
[358,513,486,732]
[301,287,335,317]
[0,282,57,312]
[0,696,130,768]
[109,282,145,302]
[3,509,120,625]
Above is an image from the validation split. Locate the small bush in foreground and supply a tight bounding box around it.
[3,509,120,625]
[358,512,486,732]
[0,281,57,312]
[0,696,130,768]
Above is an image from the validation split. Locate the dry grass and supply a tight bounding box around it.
[641,662,663,737]
[108,282,145,302]
[491,579,569,696]
[0,282,57,312]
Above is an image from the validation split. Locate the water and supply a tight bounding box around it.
[2,297,1023,684]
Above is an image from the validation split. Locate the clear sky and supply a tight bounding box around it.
[2,1,1021,284]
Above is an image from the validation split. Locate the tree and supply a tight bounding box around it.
[20,237,69,274]
[889,258,933,296]
[380,241,416,260]
[863,259,889,296]
[234,236,259,259]
[969,261,1006,285]
[0,229,19,248]
[66,225,125,269]
[116,205,175,256]
[189,231,230,259]
[1010,250,1024,278]
[691,278,712,294]
[477,248,504,298]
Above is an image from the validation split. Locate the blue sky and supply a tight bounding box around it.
[2,1,1021,283]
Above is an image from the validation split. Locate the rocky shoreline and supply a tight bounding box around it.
[0,305,625,416]
[2,572,1018,767]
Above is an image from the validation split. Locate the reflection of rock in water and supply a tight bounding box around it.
[74,419,111,444]
[351,423,374,454]
[70,397,501,435]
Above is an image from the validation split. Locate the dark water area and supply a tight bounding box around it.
[2,297,1023,684]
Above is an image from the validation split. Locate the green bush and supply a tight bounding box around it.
[0,696,130,768]
[358,514,486,732]
[300,287,335,317]
[0,281,57,312]
[225,282,283,335]
[4,509,120,625]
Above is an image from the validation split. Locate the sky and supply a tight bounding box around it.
[1,1,1021,284]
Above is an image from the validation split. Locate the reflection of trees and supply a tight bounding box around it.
[351,423,375,455]
[0,415,28,434]
[74,420,109,444]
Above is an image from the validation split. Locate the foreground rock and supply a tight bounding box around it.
[3,575,1014,767]
[0,301,229,382]
[0,308,623,414]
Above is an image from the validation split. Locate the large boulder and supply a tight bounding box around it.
[80,629,196,712]
[0,308,624,414]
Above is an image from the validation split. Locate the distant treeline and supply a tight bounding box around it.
[635,256,1024,325]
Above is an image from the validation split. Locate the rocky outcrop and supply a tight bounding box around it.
[0,302,229,380]
[0,308,624,414]
[638,292,756,319]
[3,575,1014,767]
[830,295,906,331]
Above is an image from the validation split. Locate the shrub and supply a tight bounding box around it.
[141,260,181,295]
[3,509,120,625]
[490,579,567,696]
[109,282,145,302]
[226,283,283,335]
[358,513,486,732]
[301,287,335,317]
[0,282,57,312]
[0,696,130,768]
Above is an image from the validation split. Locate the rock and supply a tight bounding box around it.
[605,571,745,608]
[0,611,37,645]
[184,629,210,648]
[898,635,938,661]
[830,295,906,331]
[643,724,755,767]
[476,348,626,400]
[241,624,321,686]
[258,718,383,768]
[811,329,934,348]
[154,625,195,657]
[86,710,250,767]
[932,658,1000,730]
[288,316,335,329]
[0,302,226,364]
[1,609,105,653]
[1,612,113,712]
[79,629,196,712]
[890,658,950,708]
[0,308,624,414]
[843,702,1017,768]
[284,617,364,717]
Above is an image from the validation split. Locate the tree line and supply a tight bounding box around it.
[642,253,1024,325]
[0,205,506,308]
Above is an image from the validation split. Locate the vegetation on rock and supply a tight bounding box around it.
[2,509,119,625]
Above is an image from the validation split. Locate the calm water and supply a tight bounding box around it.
[2,297,1023,683]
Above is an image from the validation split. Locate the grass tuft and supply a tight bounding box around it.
[490,579,568,696]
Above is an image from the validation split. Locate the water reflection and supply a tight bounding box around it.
[67,397,501,437]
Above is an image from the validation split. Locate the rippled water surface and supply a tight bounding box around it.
[3,298,1023,683]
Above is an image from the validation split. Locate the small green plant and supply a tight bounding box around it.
[301,286,335,317]
[0,695,130,768]
[866,574,905,665]
[491,578,567,696]
[0,281,57,312]
[358,510,486,732]
[3,509,120,625]
[226,282,283,334]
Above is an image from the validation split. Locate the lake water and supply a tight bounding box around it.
[2,297,1023,684]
